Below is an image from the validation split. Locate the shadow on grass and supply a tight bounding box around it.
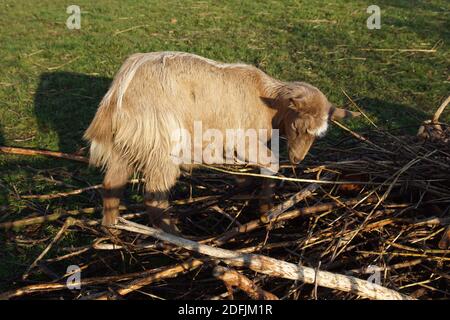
[356,97,428,133]
[1,72,111,204]
[0,73,113,289]
[34,72,112,153]
[0,72,112,216]
[0,127,8,208]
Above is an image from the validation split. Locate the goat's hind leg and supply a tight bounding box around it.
[102,159,131,227]
[145,189,182,234]
[144,164,180,234]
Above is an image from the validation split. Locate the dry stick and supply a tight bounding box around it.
[20,179,144,200]
[47,56,80,71]
[200,164,388,186]
[0,204,144,230]
[349,259,423,274]
[43,247,91,263]
[21,184,102,200]
[210,292,231,300]
[417,95,450,139]
[359,48,437,53]
[341,89,378,128]
[213,265,279,300]
[260,173,334,222]
[386,241,450,255]
[99,202,393,255]
[114,218,414,300]
[95,258,206,300]
[0,146,89,163]
[357,251,450,262]
[113,24,149,36]
[0,283,73,300]
[432,95,450,123]
[299,19,337,24]
[22,218,75,280]
[0,207,95,230]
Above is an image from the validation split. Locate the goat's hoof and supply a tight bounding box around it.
[101,224,121,236]
[162,224,181,236]
[101,216,121,236]
[155,217,181,236]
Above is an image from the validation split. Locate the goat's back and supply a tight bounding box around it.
[84,52,277,188]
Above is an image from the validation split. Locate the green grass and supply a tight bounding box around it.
[0,0,449,291]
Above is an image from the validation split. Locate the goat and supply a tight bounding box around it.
[84,51,359,232]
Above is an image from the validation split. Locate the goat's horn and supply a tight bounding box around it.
[330,106,361,120]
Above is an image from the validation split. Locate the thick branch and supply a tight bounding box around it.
[114,218,414,300]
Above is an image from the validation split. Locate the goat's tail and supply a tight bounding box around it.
[83,89,117,169]
[83,53,148,170]
[83,53,182,192]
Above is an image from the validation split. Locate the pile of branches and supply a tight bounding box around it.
[0,99,449,300]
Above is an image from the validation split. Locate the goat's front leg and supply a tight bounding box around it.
[258,179,277,213]
[237,140,279,215]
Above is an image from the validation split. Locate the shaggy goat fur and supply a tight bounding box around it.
[84,51,357,227]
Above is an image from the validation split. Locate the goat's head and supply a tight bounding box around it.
[280,82,360,164]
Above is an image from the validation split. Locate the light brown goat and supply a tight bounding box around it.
[84,51,358,231]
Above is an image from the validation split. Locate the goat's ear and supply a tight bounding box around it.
[289,97,308,110]
[278,86,310,110]
[330,106,361,120]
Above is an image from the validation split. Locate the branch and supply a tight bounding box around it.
[21,184,102,200]
[432,95,450,123]
[114,218,414,300]
[0,146,89,163]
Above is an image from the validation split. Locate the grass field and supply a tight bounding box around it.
[0,0,449,296]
